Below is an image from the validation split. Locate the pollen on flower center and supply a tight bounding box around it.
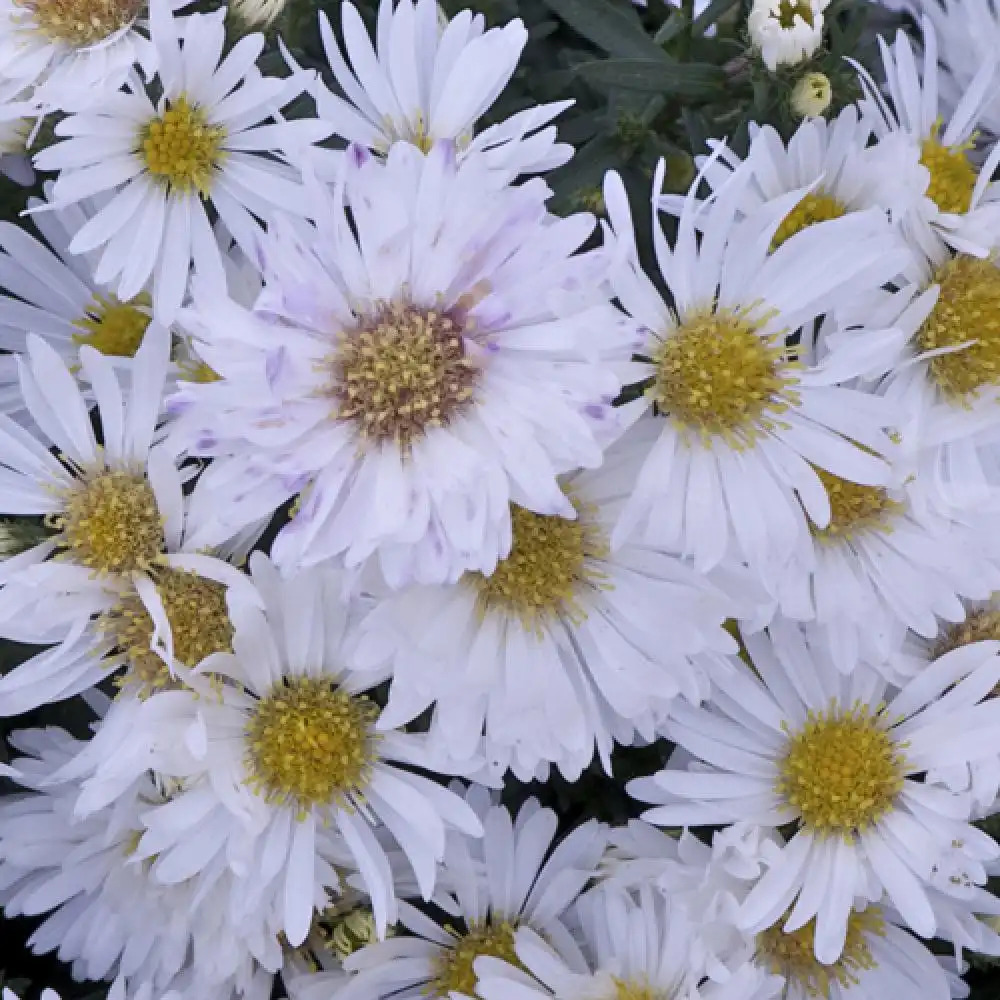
[650,307,799,447]
[756,907,886,996]
[51,470,164,575]
[331,302,478,451]
[771,192,847,249]
[469,502,607,627]
[933,605,1000,658]
[20,0,141,44]
[140,96,226,196]
[244,676,380,811]
[102,568,234,694]
[430,921,521,998]
[776,703,906,835]
[918,254,1000,399]
[72,292,151,357]
[809,466,901,542]
[775,0,814,27]
[920,135,977,216]
[611,979,673,1000]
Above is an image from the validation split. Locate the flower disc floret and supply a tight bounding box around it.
[244,677,380,811]
[650,307,799,446]
[809,467,901,541]
[756,907,885,996]
[330,303,478,451]
[920,135,977,216]
[771,192,846,248]
[776,0,814,27]
[72,292,151,357]
[776,703,906,835]
[140,96,226,196]
[933,605,1000,658]
[19,0,141,44]
[469,503,607,627]
[918,254,1000,398]
[430,921,520,998]
[52,470,164,575]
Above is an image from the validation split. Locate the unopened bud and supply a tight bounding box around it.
[791,71,833,118]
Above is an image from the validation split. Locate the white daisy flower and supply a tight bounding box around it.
[600,160,911,592]
[0,326,248,715]
[856,20,1000,258]
[349,449,759,783]
[476,883,773,1000]
[307,0,572,179]
[627,617,1000,961]
[76,553,484,948]
[33,5,329,323]
[0,726,276,1000]
[172,139,636,588]
[0,84,35,186]
[334,785,606,1000]
[748,0,829,71]
[0,0,183,115]
[671,105,926,241]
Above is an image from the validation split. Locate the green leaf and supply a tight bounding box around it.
[576,57,726,98]
[692,0,741,33]
[539,0,667,60]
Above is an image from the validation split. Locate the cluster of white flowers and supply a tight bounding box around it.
[2,0,1000,998]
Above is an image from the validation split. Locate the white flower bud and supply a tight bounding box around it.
[791,71,833,117]
[748,0,828,71]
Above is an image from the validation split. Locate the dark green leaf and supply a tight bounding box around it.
[539,0,668,59]
[576,56,726,98]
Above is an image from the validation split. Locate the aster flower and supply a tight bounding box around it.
[334,785,606,1000]
[307,0,572,179]
[476,883,774,1000]
[0,0,184,114]
[748,0,829,71]
[627,617,1000,961]
[33,5,329,323]
[0,726,276,1000]
[856,20,1000,258]
[349,448,759,783]
[75,553,484,947]
[601,160,911,592]
[0,327,248,715]
[173,139,636,588]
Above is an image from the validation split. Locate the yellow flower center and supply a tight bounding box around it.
[611,980,673,1000]
[756,907,885,996]
[771,192,846,249]
[331,303,478,451]
[102,567,234,694]
[791,72,833,119]
[177,356,221,383]
[140,96,226,196]
[72,292,151,357]
[244,676,380,812]
[468,502,607,628]
[918,254,1000,399]
[650,307,799,447]
[933,604,1000,658]
[429,921,521,998]
[776,703,906,835]
[51,470,164,576]
[920,135,977,216]
[18,0,141,44]
[776,0,814,27]
[809,467,901,542]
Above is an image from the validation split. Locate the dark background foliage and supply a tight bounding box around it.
[3,0,1000,996]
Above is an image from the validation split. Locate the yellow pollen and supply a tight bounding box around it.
[918,254,1000,399]
[776,702,906,835]
[650,307,799,447]
[920,134,977,216]
[932,604,1000,659]
[428,921,521,998]
[776,0,814,27]
[101,567,233,695]
[611,979,674,1000]
[756,907,885,996]
[140,96,226,196]
[17,0,141,44]
[72,292,151,357]
[809,466,901,542]
[244,676,380,812]
[331,302,478,451]
[50,469,164,576]
[177,356,221,383]
[771,192,847,249]
[468,501,608,629]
